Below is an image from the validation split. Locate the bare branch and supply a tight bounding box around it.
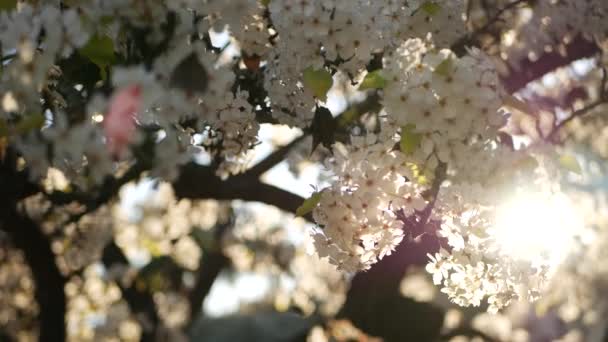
[547,65,608,142]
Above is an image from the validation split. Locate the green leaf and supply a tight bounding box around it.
[296,191,323,217]
[433,57,453,77]
[303,67,333,101]
[558,154,582,175]
[0,118,8,137]
[79,34,116,81]
[260,0,271,5]
[400,124,422,155]
[359,70,386,90]
[15,113,45,134]
[0,0,16,12]
[420,1,441,16]
[519,155,538,170]
[337,108,360,127]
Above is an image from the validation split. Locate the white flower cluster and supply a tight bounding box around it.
[66,265,141,341]
[1,1,265,183]
[0,0,592,316]
[263,0,466,127]
[312,127,428,272]
[0,0,469,185]
[113,182,223,271]
[383,39,505,173]
[311,38,575,313]
[222,203,347,316]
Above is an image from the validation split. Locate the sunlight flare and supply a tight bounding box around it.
[491,191,582,267]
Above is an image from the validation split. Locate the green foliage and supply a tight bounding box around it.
[303,67,333,101]
[78,34,116,80]
[337,108,360,127]
[433,57,453,77]
[559,154,582,174]
[191,228,218,252]
[15,113,45,135]
[0,0,16,12]
[138,256,181,292]
[296,191,323,217]
[0,113,45,138]
[0,119,8,137]
[420,1,441,16]
[359,70,386,90]
[400,124,422,155]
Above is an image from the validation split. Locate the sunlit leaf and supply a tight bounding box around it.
[559,154,582,175]
[142,238,163,257]
[515,155,539,172]
[359,70,386,90]
[303,67,333,101]
[15,113,45,134]
[420,1,441,16]
[400,124,422,155]
[0,118,8,137]
[79,34,116,81]
[433,57,453,77]
[337,108,359,127]
[0,0,16,12]
[296,191,323,217]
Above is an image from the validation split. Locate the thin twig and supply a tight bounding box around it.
[1,53,16,63]
[547,66,608,142]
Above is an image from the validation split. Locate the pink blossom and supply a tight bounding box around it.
[104,85,141,157]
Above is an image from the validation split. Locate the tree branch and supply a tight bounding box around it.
[101,241,163,341]
[547,66,608,142]
[186,218,234,327]
[244,134,307,179]
[0,148,67,341]
[0,204,67,342]
[502,36,600,93]
[172,163,311,222]
[439,326,499,342]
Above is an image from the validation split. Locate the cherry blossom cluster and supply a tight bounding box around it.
[311,37,577,313]
[0,0,471,184]
[312,125,428,272]
[112,182,220,271]
[0,0,595,316]
[383,39,506,175]
[264,0,466,127]
[1,1,261,184]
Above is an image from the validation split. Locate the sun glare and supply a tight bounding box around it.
[491,192,582,267]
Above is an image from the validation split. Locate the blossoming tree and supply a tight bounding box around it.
[1,0,608,341]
